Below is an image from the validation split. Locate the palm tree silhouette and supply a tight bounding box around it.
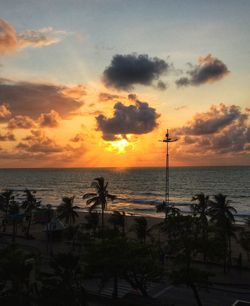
[21,189,41,238]
[0,245,38,305]
[0,189,14,231]
[8,198,20,242]
[57,196,79,226]
[208,193,237,267]
[131,216,152,243]
[83,177,116,235]
[42,252,87,306]
[191,193,210,262]
[156,202,180,218]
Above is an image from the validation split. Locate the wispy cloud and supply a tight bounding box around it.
[0,19,66,54]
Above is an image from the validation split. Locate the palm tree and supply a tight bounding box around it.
[156,202,180,218]
[130,216,152,244]
[21,189,41,238]
[191,193,210,261]
[0,189,14,231]
[8,198,21,242]
[83,177,116,234]
[0,245,39,305]
[208,193,237,266]
[57,196,79,226]
[41,252,87,306]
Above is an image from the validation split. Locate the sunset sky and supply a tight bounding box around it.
[0,0,249,167]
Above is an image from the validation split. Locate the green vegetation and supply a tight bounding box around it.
[0,181,249,306]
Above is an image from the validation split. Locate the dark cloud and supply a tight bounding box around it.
[156,80,168,90]
[175,77,190,87]
[175,104,245,135]
[0,132,15,141]
[128,94,137,101]
[7,115,36,129]
[176,54,229,87]
[98,92,122,102]
[103,54,169,90]
[38,110,61,128]
[0,79,83,119]
[96,100,159,140]
[174,104,250,155]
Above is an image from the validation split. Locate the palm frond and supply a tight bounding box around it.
[83,193,97,199]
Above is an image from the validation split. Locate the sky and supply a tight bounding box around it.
[0,0,249,167]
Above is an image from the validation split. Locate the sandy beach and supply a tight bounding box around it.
[1,209,249,269]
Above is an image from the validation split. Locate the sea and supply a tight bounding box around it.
[0,166,249,222]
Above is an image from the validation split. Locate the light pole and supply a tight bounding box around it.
[161,130,178,206]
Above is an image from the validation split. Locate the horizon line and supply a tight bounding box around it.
[0,165,249,170]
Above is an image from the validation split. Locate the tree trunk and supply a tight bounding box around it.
[101,208,104,238]
[228,235,232,266]
[12,221,17,242]
[190,284,203,306]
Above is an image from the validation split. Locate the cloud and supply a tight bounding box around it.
[38,110,61,128]
[0,104,11,122]
[98,92,122,102]
[0,131,15,141]
[175,104,245,135]
[156,80,168,90]
[128,94,137,101]
[176,54,229,87]
[70,133,84,143]
[0,79,84,119]
[103,54,169,90]
[17,27,62,49]
[174,105,187,111]
[0,129,86,165]
[60,84,86,100]
[96,99,159,140]
[7,115,36,129]
[5,129,87,165]
[17,130,64,154]
[174,104,250,156]
[0,19,65,54]
[0,19,17,54]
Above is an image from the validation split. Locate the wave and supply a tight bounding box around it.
[115,197,250,218]
[116,197,191,207]
[8,187,53,192]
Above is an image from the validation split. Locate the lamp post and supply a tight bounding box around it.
[161,130,178,206]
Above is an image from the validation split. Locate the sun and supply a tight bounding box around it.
[105,137,133,154]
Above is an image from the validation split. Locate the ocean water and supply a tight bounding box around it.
[0,167,249,219]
